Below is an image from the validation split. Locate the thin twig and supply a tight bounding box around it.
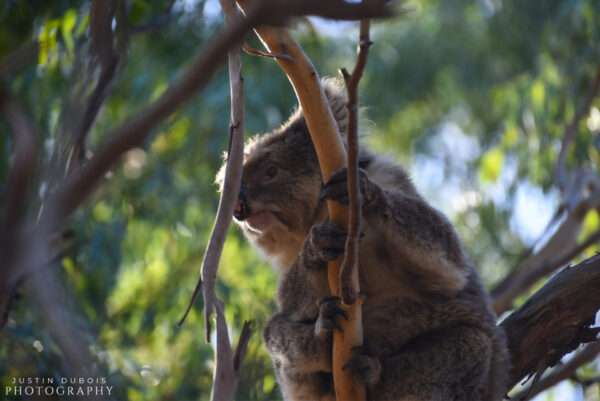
[340,19,372,304]
[242,43,293,61]
[233,320,253,372]
[178,0,246,338]
[211,301,253,401]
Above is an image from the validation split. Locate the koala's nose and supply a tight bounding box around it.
[233,187,250,221]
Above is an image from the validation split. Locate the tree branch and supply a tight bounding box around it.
[339,19,372,304]
[44,0,394,228]
[0,93,38,235]
[492,183,600,314]
[512,342,600,401]
[0,92,38,327]
[200,0,246,339]
[72,0,120,163]
[178,0,246,343]
[501,253,600,389]
[211,300,253,401]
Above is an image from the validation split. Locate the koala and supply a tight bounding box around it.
[218,80,509,401]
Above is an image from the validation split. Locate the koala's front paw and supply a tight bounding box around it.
[343,346,382,386]
[315,296,347,339]
[320,168,373,206]
[307,221,347,263]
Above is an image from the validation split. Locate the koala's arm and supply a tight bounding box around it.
[264,314,334,401]
[264,313,332,374]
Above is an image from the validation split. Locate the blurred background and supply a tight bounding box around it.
[1,0,599,400]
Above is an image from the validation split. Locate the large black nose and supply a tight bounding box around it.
[233,187,250,221]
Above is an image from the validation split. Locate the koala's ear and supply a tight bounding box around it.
[321,77,349,137]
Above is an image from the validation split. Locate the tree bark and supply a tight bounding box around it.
[502,253,600,389]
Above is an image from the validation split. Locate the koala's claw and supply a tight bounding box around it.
[308,221,347,262]
[320,168,369,206]
[343,346,382,386]
[315,296,347,338]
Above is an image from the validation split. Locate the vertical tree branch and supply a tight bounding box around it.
[177,1,253,399]
[1,94,38,235]
[0,92,38,327]
[72,0,120,163]
[201,0,246,341]
[211,300,253,401]
[340,19,371,304]
[178,0,246,341]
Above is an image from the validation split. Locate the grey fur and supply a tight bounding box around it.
[221,81,510,401]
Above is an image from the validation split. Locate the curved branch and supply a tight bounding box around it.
[493,184,600,314]
[501,253,600,389]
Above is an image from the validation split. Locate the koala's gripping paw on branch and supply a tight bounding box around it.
[320,167,376,207]
[307,221,348,264]
[343,346,382,386]
[315,296,348,339]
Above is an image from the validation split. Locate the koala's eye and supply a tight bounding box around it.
[265,165,279,180]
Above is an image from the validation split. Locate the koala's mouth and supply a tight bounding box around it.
[243,211,279,234]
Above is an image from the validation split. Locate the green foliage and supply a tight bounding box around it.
[1,0,599,400]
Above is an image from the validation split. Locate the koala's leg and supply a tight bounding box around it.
[265,314,335,401]
[275,370,335,401]
[322,168,470,295]
[264,313,332,374]
[370,325,495,401]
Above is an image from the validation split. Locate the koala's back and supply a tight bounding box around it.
[247,79,509,400]
[361,273,508,401]
[271,155,509,400]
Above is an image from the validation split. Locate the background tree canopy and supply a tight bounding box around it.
[1,0,599,400]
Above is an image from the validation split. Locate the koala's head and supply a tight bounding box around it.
[216,78,348,268]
